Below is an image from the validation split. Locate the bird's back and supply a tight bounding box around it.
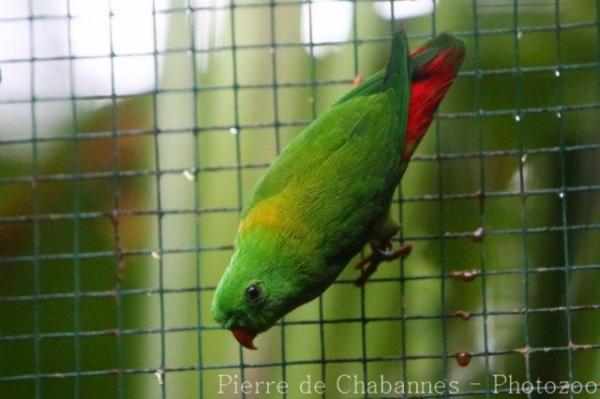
[239,34,410,263]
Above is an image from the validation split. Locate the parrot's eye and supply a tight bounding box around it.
[245,283,263,304]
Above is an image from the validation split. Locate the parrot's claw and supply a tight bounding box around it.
[354,241,412,286]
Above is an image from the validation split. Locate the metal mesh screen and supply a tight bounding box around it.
[0,0,599,398]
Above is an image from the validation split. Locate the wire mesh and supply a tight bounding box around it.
[0,0,599,398]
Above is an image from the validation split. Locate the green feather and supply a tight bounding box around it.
[212,32,412,337]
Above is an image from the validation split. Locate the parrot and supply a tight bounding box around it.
[211,31,465,350]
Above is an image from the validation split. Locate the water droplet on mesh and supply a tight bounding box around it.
[554,69,560,77]
[154,370,164,385]
[521,154,528,163]
[470,227,485,242]
[151,251,161,260]
[556,111,562,119]
[450,269,479,282]
[453,310,472,320]
[183,169,196,181]
[558,192,565,199]
[514,114,521,122]
[517,346,531,355]
[229,127,238,135]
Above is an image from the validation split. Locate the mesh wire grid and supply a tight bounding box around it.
[0,0,599,398]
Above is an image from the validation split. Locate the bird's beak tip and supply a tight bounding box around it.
[231,328,258,350]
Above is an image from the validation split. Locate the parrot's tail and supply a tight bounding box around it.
[401,33,466,160]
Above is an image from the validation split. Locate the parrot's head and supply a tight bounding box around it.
[211,232,324,350]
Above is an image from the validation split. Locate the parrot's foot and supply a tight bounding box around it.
[354,241,412,286]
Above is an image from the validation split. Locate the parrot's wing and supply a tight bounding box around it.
[240,32,411,261]
[334,33,466,163]
[244,31,410,210]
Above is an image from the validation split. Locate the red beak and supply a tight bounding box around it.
[231,328,257,350]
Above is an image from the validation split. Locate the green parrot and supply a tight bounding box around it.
[212,32,465,349]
